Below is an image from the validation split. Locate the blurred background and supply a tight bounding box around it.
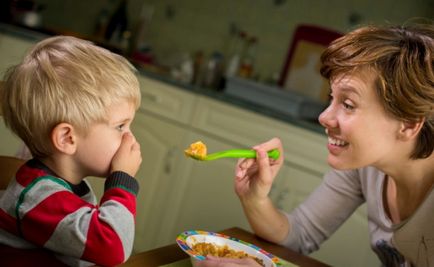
[0,2,433,266]
[1,0,433,87]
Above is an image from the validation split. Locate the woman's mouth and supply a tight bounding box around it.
[328,136,349,147]
[325,129,349,147]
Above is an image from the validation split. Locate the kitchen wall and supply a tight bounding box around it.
[34,0,433,82]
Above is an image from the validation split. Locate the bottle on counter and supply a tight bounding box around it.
[170,53,194,84]
[202,51,224,90]
[225,31,247,78]
[192,50,205,86]
[238,36,258,79]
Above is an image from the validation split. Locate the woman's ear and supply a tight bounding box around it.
[398,118,425,141]
[51,123,77,155]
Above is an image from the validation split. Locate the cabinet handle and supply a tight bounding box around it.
[142,92,160,103]
[164,147,177,174]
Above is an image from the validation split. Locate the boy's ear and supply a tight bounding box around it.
[398,118,424,141]
[51,123,77,155]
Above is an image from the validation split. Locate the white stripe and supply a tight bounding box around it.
[45,200,135,260]
[44,206,93,258]
[19,179,69,216]
[0,179,25,216]
[98,199,135,259]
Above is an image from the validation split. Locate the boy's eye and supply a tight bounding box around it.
[116,124,125,131]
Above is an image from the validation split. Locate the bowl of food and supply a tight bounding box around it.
[176,230,282,267]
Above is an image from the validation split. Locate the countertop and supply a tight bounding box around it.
[0,22,324,135]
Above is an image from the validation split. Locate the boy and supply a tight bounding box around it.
[0,35,142,266]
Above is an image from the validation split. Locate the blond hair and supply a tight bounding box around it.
[1,35,141,158]
[321,22,434,159]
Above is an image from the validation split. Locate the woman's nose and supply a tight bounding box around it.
[318,105,337,129]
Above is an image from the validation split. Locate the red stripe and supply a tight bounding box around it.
[81,211,124,266]
[21,191,92,245]
[16,165,47,187]
[101,188,137,216]
[0,209,19,235]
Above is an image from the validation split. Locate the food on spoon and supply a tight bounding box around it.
[184,141,207,160]
[192,242,264,266]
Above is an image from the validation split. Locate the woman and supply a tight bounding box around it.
[198,22,434,267]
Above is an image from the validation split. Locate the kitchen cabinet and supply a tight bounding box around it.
[0,32,35,79]
[0,33,36,157]
[129,112,192,252]
[0,117,22,157]
[151,132,251,247]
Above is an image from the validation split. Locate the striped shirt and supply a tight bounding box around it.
[0,159,139,266]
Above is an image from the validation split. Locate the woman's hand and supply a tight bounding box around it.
[235,138,284,202]
[111,133,142,177]
[195,256,262,267]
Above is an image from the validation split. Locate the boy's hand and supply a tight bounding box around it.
[110,133,142,177]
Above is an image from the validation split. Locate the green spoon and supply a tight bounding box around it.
[186,149,280,161]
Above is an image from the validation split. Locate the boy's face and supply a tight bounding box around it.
[74,100,137,178]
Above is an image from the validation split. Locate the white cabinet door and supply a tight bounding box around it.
[152,132,251,248]
[137,75,197,124]
[0,33,35,79]
[0,34,36,156]
[0,117,22,157]
[130,112,191,252]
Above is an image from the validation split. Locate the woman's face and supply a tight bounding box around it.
[318,70,402,170]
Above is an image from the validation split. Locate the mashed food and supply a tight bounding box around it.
[184,141,207,160]
[192,242,264,266]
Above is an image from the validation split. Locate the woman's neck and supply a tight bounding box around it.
[384,154,434,222]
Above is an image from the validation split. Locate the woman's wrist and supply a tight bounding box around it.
[239,194,272,215]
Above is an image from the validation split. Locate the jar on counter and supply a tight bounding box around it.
[238,36,258,79]
[202,51,224,90]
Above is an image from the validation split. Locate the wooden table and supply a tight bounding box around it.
[119,227,330,267]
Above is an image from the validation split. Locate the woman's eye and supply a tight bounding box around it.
[343,102,354,110]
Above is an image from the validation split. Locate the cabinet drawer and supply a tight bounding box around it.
[192,95,329,175]
[137,76,197,124]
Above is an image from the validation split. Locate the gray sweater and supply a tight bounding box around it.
[280,166,433,266]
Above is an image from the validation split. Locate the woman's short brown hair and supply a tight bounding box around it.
[320,23,434,159]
